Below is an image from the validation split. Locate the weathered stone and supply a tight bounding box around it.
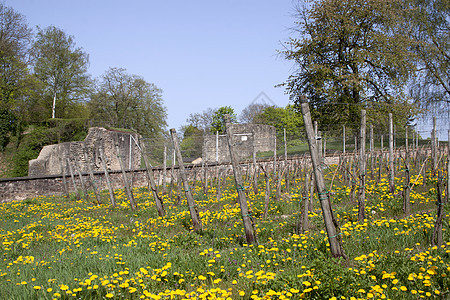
[28,127,141,176]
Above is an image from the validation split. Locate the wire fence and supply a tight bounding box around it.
[139,123,449,168]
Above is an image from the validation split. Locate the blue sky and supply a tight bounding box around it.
[6,0,297,131]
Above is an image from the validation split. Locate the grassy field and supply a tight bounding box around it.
[0,161,448,299]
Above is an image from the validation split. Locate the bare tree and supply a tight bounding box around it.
[185,107,217,133]
[239,102,272,124]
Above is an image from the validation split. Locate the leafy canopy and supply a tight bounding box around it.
[282,0,418,131]
[210,106,237,134]
[32,26,91,119]
[254,105,304,141]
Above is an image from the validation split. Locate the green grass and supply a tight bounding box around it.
[0,159,448,299]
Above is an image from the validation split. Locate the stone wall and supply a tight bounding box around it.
[28,127,141,176]
[202,124,276,163]
[0,170,148,202]
[0,157,285,203]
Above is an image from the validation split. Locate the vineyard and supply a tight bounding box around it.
[0,143,448,299]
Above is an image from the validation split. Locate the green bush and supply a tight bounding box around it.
[7,119,88,177]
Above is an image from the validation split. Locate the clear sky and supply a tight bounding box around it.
[6,0,297,131]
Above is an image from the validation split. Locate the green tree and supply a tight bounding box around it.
[282,0,417,131]
[210,106,236,134]
[89,67,167,138]
[0,3,33,149]
[254,105,304,141]
[32,26,91,119]
[180,125,204,159]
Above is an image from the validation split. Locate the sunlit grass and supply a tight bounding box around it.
[0,159,448,299]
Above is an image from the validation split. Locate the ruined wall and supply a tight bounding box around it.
[28,127,141,176]
[202,124,276,163]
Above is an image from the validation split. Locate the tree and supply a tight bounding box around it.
[186,107,217,133]
[180,124,204,159]
[0,3,33,149]
[407,0,449,111]
[32,26,90,119]
[89,67,167,138]
[254,104,304,141]
[239,102,272,124]
[210,106,237,134]
[281,0,417,131]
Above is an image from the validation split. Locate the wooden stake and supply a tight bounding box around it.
[432,117,438,172]
[170,128,202,231]
[252,147,259,195]
[447,130,449,203]
[370,124,374,180]
[66,157,81,200]
[273,134,277,176]
[162,145,167,195]
[73,156,89,202]
[83,144,102,205]
[140,139,165,217]
[216,167,223,202]
[300,172,309,233]
[358,110,366,221]
[262,166,270,218]
[432,171,444,247]
[299,95,345,258]
[115,144,136,210]
[389,113,395,194]
[343,125,346,154]
[284,127,287,162]
[99,146,116,207]
[58,156,69,198]
[224,115,257,245]
[403,157,411,216]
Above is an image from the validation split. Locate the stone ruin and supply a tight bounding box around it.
[28,127,142,176]
[202,124,276,163]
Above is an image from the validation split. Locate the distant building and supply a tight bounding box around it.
[202,124,276,163]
